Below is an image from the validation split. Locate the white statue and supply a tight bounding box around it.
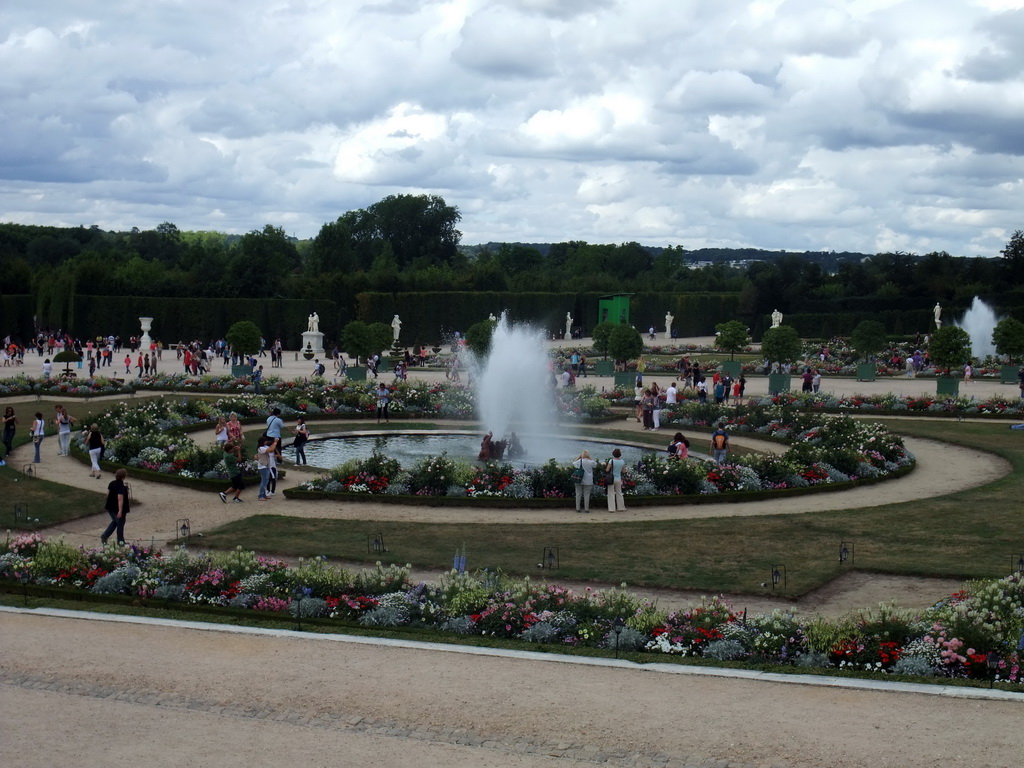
[771,309,783,328]
[933,302,942,328]
[391,314,402,342]
[565,312,573,338]
[307,312,319,334]
[488,313,497,322]
[665,311,674,339]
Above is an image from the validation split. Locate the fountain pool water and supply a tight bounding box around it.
[957,296,999,360]
[300,433,654,469]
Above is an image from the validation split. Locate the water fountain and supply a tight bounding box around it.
[468,313,554,445]
[957,296,999,360]
[302,313,654,468]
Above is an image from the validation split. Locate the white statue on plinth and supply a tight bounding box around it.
[933,302,942,328]
[391,314,402,342]
[488,313,497,323]
[565,312,573,338]
[307,312,319,334]
[771,309,783,328]
[665,311,674,339]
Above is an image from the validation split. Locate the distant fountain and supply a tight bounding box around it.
[467,314,555,449]
[957,296,999,361]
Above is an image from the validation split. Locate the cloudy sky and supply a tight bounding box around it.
[1,0,1023,256]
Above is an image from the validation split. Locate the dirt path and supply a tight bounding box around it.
[1,610,1020,768]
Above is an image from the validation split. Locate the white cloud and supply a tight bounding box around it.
[0,0,1020,256]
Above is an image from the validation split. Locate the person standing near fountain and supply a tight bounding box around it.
[376,383,391,424]
[606,448,626,513]
[571,449,597,513]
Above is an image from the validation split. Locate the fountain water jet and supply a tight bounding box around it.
[468,313,556,451]
[957,296,999,361]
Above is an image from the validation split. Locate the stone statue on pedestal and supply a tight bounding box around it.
[665,311,674,339]
[771,309,783,328]
[391,314,402,342]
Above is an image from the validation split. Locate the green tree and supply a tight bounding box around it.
[849,320,888,361]
[714,320,749,361]
[229,225,300,297]
[928,325,972,374]
[1000,230,1024,283]
[341,320,374,364]
[992,317,1024,363]
[591,321,617,359]
[361,194,462,268]
[760,325,801,367]
[465,318,497,359]
[607,324,643,363]
[368,322,394,356]
[225,320,262,357]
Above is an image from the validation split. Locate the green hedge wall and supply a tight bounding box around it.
[354,291,742,344]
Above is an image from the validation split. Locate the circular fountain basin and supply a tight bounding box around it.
[300,431,659,469]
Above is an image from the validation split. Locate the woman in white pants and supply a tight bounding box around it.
[606,448,626,512]
[87,424,105,478]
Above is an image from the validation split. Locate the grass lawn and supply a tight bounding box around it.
[0,463,106,528]
[198,418,1023,597]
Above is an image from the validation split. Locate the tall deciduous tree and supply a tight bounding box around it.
[229,225,300,297]
[1000,230,1024,283]
[363,194,461,268]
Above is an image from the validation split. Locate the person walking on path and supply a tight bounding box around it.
[87,424,105,478]
[256,436,277,501]
[711,422,730,464]
[571,450,597,513]
[218,443,245,503]
[54,404,76,456]
[606,448,626,513]
[1,406,17,464]
[30,411,45,463]
[292,417,309,465]
[100,468,130,545]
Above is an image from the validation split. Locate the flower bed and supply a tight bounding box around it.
[67,382,611,486]
[4,533,1021,686]
[0,374,133,397]
[598,388,1024,420]
[292,405,913,500]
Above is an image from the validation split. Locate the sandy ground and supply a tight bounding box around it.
[2,337,1021,767]
[1,611,1021,768]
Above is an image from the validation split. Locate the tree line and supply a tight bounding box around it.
[2,193,1023,333]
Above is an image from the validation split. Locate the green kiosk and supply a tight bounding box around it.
[597,293,633,381]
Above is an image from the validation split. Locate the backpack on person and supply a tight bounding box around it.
[712,432,727,450]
